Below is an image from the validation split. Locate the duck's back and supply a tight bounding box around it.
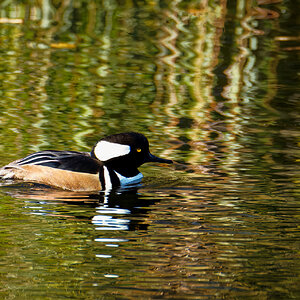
[0,150,103,191]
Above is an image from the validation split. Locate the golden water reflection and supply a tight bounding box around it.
[0,1,287,166]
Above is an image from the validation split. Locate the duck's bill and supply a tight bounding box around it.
[146,153,173,164]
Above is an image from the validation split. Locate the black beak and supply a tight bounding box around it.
[146,153,173,164]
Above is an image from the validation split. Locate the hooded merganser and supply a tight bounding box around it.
[0,132,172,191]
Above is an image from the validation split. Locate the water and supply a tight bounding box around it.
[0,0,299,299]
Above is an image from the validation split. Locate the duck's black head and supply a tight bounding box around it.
[91,132,172,176]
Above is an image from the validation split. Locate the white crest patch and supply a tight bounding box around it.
[94,141,131,161]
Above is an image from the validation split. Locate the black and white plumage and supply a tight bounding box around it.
[0,132,172,191]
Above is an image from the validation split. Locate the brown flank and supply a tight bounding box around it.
[2,165,101,191]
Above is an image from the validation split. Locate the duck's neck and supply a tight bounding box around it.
[105,161,140,178]
[99,165,142,191]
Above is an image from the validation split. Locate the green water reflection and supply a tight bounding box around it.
[0,0,299,299]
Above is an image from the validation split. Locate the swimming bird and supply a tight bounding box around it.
[0,132,172,191]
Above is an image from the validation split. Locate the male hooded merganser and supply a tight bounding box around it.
[0,132,172,192]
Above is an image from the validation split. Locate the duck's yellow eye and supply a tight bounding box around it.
[137,148,142,152]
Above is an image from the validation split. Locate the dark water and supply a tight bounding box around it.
[0,1,299,299]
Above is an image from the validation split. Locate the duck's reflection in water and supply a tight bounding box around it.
[1,182,157,231]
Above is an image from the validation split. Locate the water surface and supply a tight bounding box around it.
[0,0,299,299]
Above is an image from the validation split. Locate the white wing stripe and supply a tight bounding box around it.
[18,156,59,165]
[15,151,86,166]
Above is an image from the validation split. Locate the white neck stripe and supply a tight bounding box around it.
[103,168,143,191]
[103,166,112,190]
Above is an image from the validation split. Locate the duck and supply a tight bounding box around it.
[0,132,172,192]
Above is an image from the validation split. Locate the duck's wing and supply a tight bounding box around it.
[1,150,103,174]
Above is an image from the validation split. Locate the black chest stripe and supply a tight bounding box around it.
[99,167,105,190]
[108,168,121,188]
[99,167,120,190]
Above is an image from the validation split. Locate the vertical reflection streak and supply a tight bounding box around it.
[154,2,181,139]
